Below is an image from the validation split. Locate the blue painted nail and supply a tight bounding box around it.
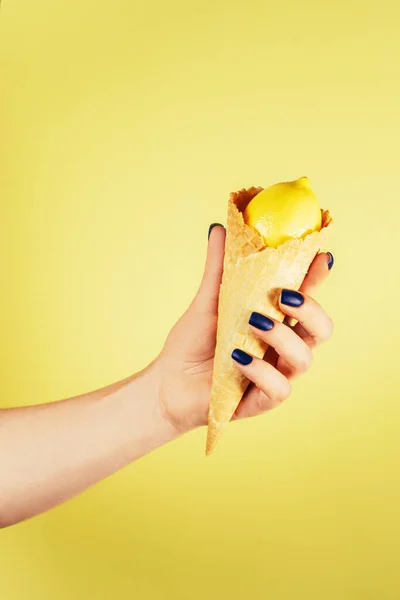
[327,252,334,270]
[231,349,253,365]
[208,223,223,239]
[249,312,274,331]
[280,289,304,307]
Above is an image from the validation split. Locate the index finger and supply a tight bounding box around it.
[299,251,333,296]
[285,251,333,327]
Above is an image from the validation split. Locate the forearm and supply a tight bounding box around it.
[0,360,177,528]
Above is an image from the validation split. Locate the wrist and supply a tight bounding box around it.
[151,353,208,435]
[112,360,181,461]
[143,359,184,439]
[145,356,189,437]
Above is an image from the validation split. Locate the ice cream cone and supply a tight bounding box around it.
[206,187,332,456]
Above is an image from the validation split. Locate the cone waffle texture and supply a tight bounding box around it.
[206,187,332,455]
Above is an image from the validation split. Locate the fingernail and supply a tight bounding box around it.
[327,252,334,270]
[280,289,304,307]
[249,312,274,331]
[231,348,253,365]
[208,223,223,239]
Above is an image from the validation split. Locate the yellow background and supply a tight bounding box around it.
[1,0,399,598]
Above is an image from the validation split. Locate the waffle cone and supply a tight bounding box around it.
[206,187,332,456]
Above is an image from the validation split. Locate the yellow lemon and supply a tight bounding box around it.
[243,177,322,248]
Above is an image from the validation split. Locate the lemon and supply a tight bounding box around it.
[243,177,322,248]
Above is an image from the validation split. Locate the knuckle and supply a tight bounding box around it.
[255,392,271,413]
[255,368,292,410]
[320,316,334,343]
[297,349,314,373]
[276,377,291,404]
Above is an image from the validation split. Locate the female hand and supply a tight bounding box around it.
[156,224,334,433]
[0,223,333,527]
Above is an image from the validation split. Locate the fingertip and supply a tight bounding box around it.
[207,223,226,258]
[299,251,332,294]
[196,223,226,310]
[231,348,253,365]
[208,222,225,240]
[316,251,334,271]
[280,289,305,308]
[249,312,275,331]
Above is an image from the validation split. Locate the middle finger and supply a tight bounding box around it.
[249,312,313,378]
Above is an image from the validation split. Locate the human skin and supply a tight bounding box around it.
[0,225,333,528]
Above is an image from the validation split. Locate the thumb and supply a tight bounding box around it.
[195,223,226,313]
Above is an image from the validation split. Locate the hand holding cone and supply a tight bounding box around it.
[206,178,332,455]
